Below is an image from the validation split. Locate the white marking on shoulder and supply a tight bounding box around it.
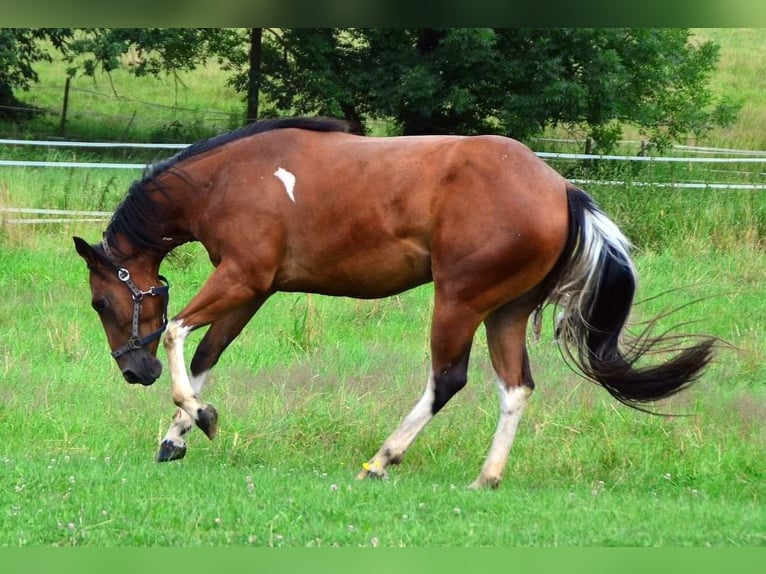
[274,167,297,203]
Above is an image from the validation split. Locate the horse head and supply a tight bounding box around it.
[73,236,169,385]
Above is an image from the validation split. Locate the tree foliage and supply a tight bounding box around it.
[1,28,740,150]
[0,28,71,119]
[64,28,244,78]
[256,28,738,150]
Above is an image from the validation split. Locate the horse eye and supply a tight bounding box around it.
[92,299,108,314]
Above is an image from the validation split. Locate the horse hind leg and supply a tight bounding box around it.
[357,300,481,480]
[356,372,440,480]
[470,305,535,489]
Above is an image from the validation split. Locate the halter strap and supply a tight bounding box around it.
[101,234,170,358]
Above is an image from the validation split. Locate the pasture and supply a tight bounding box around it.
[1,172,765,546]
[1,29,765,547]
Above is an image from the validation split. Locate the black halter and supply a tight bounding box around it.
[101,235,170,358]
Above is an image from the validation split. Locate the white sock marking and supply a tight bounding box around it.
[390,374,435,448]
[473,382,530,488]
[274,167,296,202]
[164,319,198,412]
[370,374,435,468]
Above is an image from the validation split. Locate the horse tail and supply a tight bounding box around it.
[544,184,714,409]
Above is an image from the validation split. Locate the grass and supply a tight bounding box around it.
[692,29,766,150]
[1,29,765,547]
[0,227,764,546]
[5,56,241,142]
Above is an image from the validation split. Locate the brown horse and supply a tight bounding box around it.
[73,117,714,488]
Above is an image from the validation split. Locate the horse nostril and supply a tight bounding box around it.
[145,358,163,380]
[122,360,161,385]
[122,370,142,384]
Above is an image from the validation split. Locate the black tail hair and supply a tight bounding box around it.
[545,185,714,410]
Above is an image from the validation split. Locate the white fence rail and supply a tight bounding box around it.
[0,138,187,150]
[0,159,148,169]
[3,138,766,225]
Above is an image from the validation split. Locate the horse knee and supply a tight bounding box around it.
[164,319,189,350]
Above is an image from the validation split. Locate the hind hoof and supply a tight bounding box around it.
[356,460,389,480]
[157,440,187,462]
[468,476,501,490]
[196,404,219,440]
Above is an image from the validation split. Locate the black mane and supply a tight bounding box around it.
[144,116,352,180]
[105,117,352,256]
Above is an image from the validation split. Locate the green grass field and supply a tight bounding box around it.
[1,232,764,546]
[1,29,765,547]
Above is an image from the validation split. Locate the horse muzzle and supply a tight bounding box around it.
[120,354,163,386]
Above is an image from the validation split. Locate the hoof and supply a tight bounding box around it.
[356,461,389,481]
[196,404,219,440]
[468,476,501,490]
[157,440,187,462]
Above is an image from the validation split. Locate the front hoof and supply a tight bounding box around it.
[196,404,219,440]
[157,440,187,462]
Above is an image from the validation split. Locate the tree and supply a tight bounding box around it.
[254,29,367,132]
[0,28,71,120]
[245,28,263,123]
[258,28,738,149]
[65,28,267,125]
[6,28,738,150]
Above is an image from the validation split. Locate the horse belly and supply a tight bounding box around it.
[278,238,433,299]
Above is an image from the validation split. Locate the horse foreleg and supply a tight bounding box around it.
[157,298,265,462]
[157,371,209,462]
[163,319,220,439]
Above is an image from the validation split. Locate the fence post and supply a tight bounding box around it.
[59,77,71,137]
[583,137,593,174]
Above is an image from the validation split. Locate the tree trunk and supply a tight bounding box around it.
[0,80,38,121]
[401,29,448,136]
[339,102,364,135]
[245,28,263,124]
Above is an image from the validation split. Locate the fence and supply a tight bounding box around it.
[0,81,237,139]
[3,138,766,225]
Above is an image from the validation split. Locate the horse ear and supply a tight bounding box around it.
[73,236,101,268]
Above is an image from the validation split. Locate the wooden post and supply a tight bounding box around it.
[121,111,137,141]
[59,77,70,137]
[583,137,593,174]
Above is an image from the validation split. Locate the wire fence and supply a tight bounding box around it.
[0,82,238,140]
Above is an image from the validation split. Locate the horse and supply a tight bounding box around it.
[73,117,714,489]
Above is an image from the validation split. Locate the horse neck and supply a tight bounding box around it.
[147,171,199,250]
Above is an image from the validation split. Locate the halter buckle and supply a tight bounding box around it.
[127,336,143,351]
